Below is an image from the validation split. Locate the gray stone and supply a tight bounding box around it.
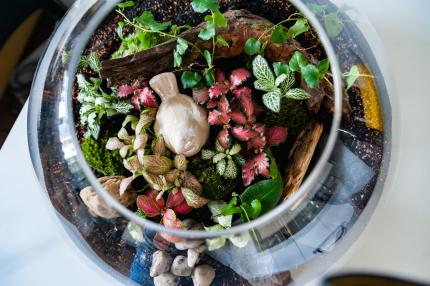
[192,265,215,286]
[150,251,172,277]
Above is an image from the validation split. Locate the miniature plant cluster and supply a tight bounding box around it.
[75,0,365,257]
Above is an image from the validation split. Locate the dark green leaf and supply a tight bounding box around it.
[212,10,227,28]
[270,25,288,44]
[191,0,219,13]
[289,51,308,71]
[117,1,135,9]
[135,11,171,31]
[198,22,215,40]
[317,58,330,79]
[273,62,290,77]
[301,64,320,88]
[324,13,343,38]
[216,35,229,47]
[181,71,202,89]
[203,50,212,66]
[287,18,309,38]
[244,38,262,56]
[204,68,215,86]
[240,156,283,214]
[247,200,262,219]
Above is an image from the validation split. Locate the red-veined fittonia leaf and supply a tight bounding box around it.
[265,127,288,147]
[230,68,251,87]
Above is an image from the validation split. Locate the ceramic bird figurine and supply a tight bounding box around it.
[150,72,209,157]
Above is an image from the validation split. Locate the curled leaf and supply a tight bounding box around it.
[230,68,251,87]
[106,137,124,150]
[141,155,173,175]
[181,188,209,208]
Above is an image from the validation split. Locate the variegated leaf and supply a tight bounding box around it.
[216,159,226,176]
[284,88,311,100]
[279,71,296,93]
[262,89,282,112]
[224,158,238,179]
[181,188,209,208]
[252,55,275,85]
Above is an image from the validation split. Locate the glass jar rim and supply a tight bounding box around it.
[53,0,344,239]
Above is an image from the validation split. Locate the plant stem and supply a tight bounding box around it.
[116,9,204,56]
[240,205,264,251]
[256,12,302,42]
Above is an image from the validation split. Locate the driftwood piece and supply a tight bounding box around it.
[283,121,323,200]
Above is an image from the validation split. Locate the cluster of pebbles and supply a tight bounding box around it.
[150,219,215,286]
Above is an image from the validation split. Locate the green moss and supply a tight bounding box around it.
[264,98,311,138]
[81,133,127,176]
[189,158,238,200]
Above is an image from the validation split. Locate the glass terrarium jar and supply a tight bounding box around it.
[28,0,393,285]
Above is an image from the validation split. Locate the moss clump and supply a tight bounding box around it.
[264,98,311,138]
[81,133,127,176]
[189,158,238,200]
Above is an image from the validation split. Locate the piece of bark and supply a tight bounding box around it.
[283,121,323,200]
[102,10,315,83]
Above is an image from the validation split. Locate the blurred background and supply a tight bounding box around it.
[0,0,76,146]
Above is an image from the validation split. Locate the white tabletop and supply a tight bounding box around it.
[1,0,429,285]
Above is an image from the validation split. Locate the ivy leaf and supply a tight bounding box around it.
[181,71,202,89]
[173,38,189,67]
[135,11,171,32]
[203,49,212,66]
[287,18,309,38]
[191,0,220,13]
[244,38,262,56]
[252,55,275,86]
[262,89,282,112]
[212,10,227,28]
[324,13,343,38]
[301,64,320,88]
[216,35,229,47]
[270,25,288,44]
[204,68,215,86]
[284,88,311,100]
[317,58,330,79]
[273,62,290,77]
[346,65,360,90]
[117,21,125,40]
[289,51,308,72]
[198,22,215,40]
[117,1,135,9]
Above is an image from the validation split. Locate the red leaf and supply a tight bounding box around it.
[136,193,164,217]
[252,123,266,135]
[209,83,230,99]
[140,80,149,87]
[118,85,134,98]
[265,127,288,147]
[131,80,141,90]
[247,135,266,150]
[218,97,231,125]
[166,189,185,208]
[206,99,219,109]
[131,94,141,111]
[230,111,247,125]
[236,89,255,122]
[242,159,257,186]
[173,201,193,215]
[254,153,270,178]
[218,129,231,149]
[137,87,158,108]
[160,209,183,243]
[192,87,209,104]
[233,87,252,98]
[208,110,222,125]
[215,69,226,82]
[145,188,165,209]
[230,68,251,87]
[231,126,258,141]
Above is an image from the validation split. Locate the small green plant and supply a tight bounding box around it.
[201,142,244,179]
[252,55,311,112]
[81,133,127,176]
[76,73,133,139]
[244,13,310,56]
[78,52,101,72]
